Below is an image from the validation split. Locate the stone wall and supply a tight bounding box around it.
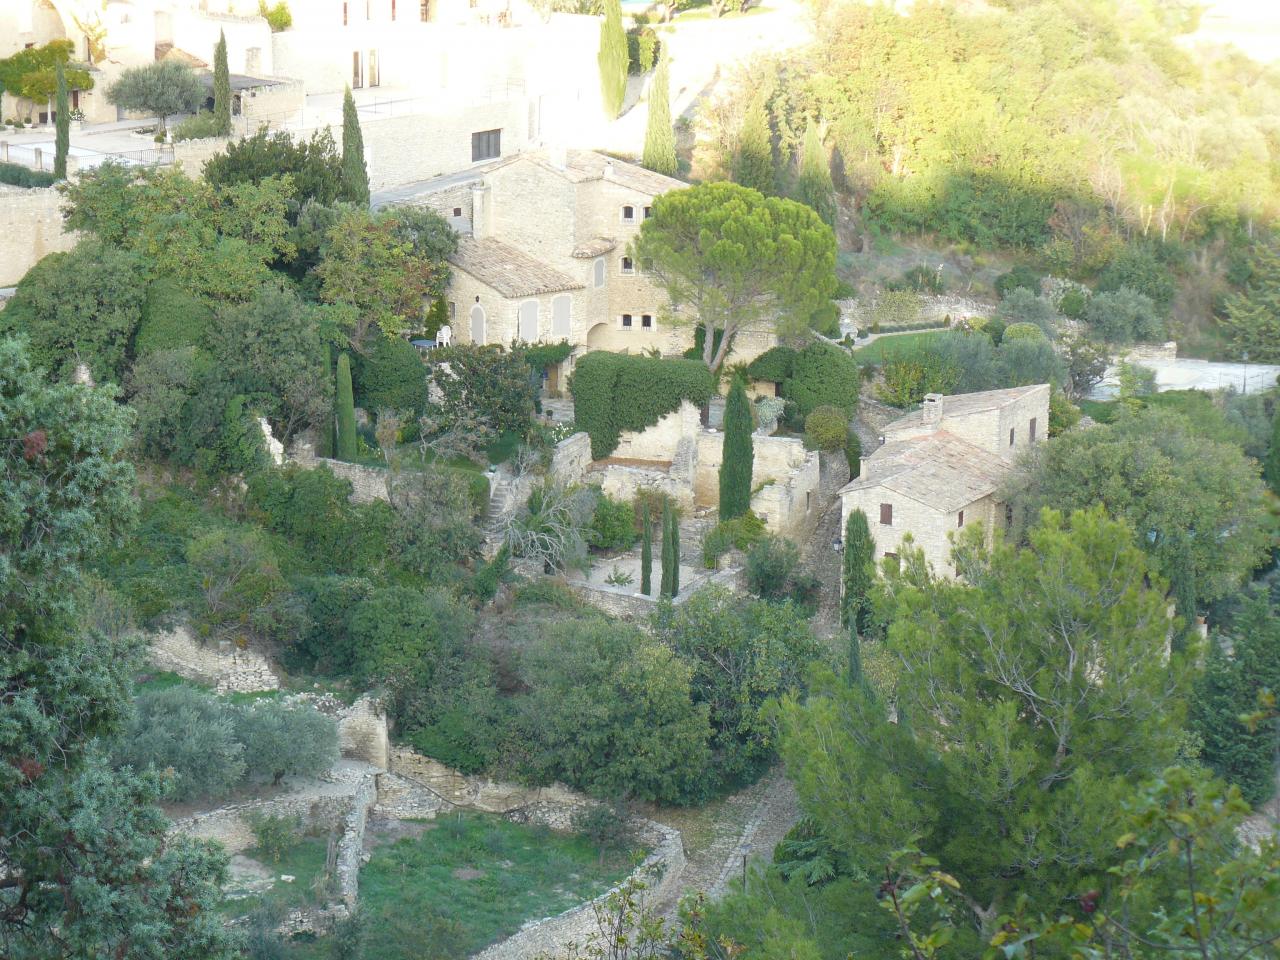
[306,457,393,504]
[335,696,390,770]
[148,625,280,693]
[0,185,75,285]
[842,293,992,331]
[572,565,740,620]
[361,102,529,191]
[549,431,592,487]
[171,135,234,177]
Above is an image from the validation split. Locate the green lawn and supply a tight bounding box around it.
[222,835,335,920]
[293,813,637,960]
[850,330,950,365]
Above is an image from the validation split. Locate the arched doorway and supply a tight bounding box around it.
[470,304,486,344]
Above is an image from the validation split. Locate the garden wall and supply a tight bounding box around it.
[148,625,280,693]
[0,184,75,285]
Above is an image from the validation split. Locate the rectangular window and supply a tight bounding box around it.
[641,314,653,328]
[391,0,396,17]
[621,313,633,328]
[621,205,635,223]
[1009,427,1015,447]
[957,509,964,528]
[343,1,348,24]
[620,256,634,275]
[643,205,653,218]
[352,51,362,88]
[452,207,462,217]
[420,0,429,18]
[448,301,455,319]
[471,129,501,162]
[1029,417,1037,441]
[879,503,892,526]
[367,49,379,87]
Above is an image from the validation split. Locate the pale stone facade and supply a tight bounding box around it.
[0,185,77,286]
[839,384,1050,577]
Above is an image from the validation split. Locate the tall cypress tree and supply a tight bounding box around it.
[341,86,370,205]
[597,0,628,120]
[669,503,680,598]
[796,119,836,226]
[733,92,774,194]
[640,502,653,595]
[847,626,862,687]
[53,61,69,180]
[1265,407,1280,496]
[660,500,674,598]
[642,48,676,176]
[841,508,874,631]
[336,351,357,461]
[213,30,231,136]
[719,376,754,521]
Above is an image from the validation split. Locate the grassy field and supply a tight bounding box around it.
[290,813,637,960]
[850,330,949,365]
[222,835,335,920]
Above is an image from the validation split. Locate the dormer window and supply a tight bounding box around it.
[620,256,635,275]
[621,205,636,223]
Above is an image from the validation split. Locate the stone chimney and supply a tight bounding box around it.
[470,183,491,240]
[922,393,944,428]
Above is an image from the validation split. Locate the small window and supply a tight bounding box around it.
[621,205,635,223]
[620,256,634,275]
[391,0,396,17]
[621,313,633,328]
[420,0,429,18]
[452,206,462,217]
[448,301,455,319]
[352,50,362,87]
[641,314,653,329]
[1009,427,1015,447]
[471,129,501,162]
[879,503,893,526]
[1029,417,1037,441]
[593,257,606,288]
[343,1,348,24]
[643,205,653,219]
[957,509,964,528]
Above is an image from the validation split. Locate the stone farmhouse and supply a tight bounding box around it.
[396,148,776,389]
[840,384,1050,576]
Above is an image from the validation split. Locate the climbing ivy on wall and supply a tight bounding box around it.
[570,352,716,459]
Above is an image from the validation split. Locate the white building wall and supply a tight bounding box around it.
[171,11,274,75]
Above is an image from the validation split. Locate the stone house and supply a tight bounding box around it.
[400,149,703,390]
[839,384,1050,576]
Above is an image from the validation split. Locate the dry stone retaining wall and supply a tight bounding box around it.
[148,625,280,693]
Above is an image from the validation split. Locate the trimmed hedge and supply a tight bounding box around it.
[787,342,859,417]
[353,335,425,415]
[570,351,715,459]
[745,345,798,384]
[0,162,57,188]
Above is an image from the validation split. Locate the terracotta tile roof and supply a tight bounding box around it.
[841,431,1014,513]
[572,237,618,258]
[449,238,583,298]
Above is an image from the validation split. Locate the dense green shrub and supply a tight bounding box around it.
[185,524,301,645]
[113,686,245,802]
[1059,288,1089,319]
[236,700,340,786]
[887,264,945,294]
[172,110,224,142]
[336,352,357,460]
[347,586,471,689]
[0,161,56,188]
[570,352,716,459]
[996,288,1058,336]
[786,342,860,417]
[804,405,850,451]
[847,429,862,476]
[1097,243,1176,310]
[994,265,1042,299]
[1001,321,1048,343]
[1084,288,1165,344]
[246,812,301,863]
[588,493,637,551]
[719,378,754,521]
[352,335,425,415]
[701,511,767,569]
[134,276,214,356]
[744,535,819,612]
[294,574,374,674]
[745,345,798,384]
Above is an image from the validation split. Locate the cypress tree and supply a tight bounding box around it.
[336,351,358,461]
[597,0,628,120]
[841,508,874,631]
[733,92,774,194]
[847,626,862,687]
[341,86,370,205]
[1265,407,1280,496]
[660,500,674,598]
[213,30,231,136]
[316,344,335,458]
[846,428,862,478]
[640,502,653,596]
[641,48,676,176]
[796,119,836,226]
[670,505,680,598]
[53,61,69,180]
[719,376,754,521]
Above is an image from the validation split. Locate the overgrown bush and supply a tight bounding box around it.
[572,804,639,864]
[0,161,56,188]
[588,493,637,552]
[1059,287,1089,319]
[996,287,1058,336]
[744,345,798,385]
[186,525,303,646]
[994,265,1041,299]
[236,700,340,786]
[701,512,766,569]
[352,336,425,416]
[1097,243,1176,310]
[786,342,860,417]
[1001,321,1048,343]
[570,352,716,459]
[246,812,302,863]
[1084,288,1165,344]
[887,264,945,293]
[134,276,214,355]
[804,405,849,451]
[744,536,819,612]
[173,110,224,142]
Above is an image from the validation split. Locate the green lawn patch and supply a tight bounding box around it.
[850,330,950,365]
[221,834,335,920]
[348,813,637,960]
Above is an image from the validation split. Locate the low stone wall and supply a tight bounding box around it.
[336,773,378,907]
[310,457,392,504]
[549,431,592,487]
[571,565,740,620]
[1120,341,1179,362]
[472,819,686,960]
[148,625,280,693]
[841,293,992,331]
